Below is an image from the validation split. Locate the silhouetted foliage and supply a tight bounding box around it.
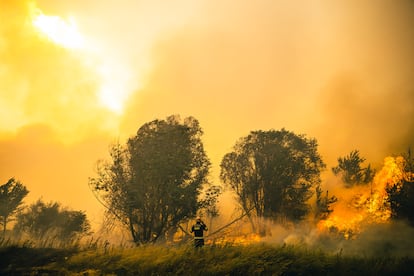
[332,150,375,188]
[220,129,325,232]
[386,149,414,226]
[0,178,29,236]
[200,185,222,218]
[89,115,211,244]
[14,199,91,243]
[199,185,222,230]
[314,184,337,221]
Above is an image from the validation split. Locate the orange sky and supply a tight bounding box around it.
[1,0,413,228]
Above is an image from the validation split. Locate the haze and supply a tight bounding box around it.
[1,0,413,226]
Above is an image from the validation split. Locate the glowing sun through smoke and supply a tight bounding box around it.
[32,14,84,50]
[30,3,135,114]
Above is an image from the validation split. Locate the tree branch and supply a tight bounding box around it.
[207,207,254,237]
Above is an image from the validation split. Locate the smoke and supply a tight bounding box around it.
[121,1,414,248]
[0,124,110,226]
[1,0,414,236]
[0,1,118,140]
[120,0,414,171]
[251,219,414,257]
[341,221,414,257]
[0,1,117,227]
[212,154,414,257]
[312,1,414,165]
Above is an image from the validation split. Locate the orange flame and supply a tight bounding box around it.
[208,233,262,246]
[318,156,404,239]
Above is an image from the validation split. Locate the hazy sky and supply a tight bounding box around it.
[1,0,413,225]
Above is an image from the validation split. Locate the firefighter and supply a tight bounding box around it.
[191,217,208,247]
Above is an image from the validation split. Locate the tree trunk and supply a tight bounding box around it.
[128,217,138,244]
[247,213,257,234]
[2,216,7,237]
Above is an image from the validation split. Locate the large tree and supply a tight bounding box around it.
[0,178,29,236]
[89,115,211,244]
[220,129,325,232]
[332,150,375,188]
[14,199,91,244]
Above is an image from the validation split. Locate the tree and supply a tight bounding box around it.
[89,115,211,244]
[199,185,222,231]
[314,184,337,221]
[0,178,29,236]
[14,199,91,244]
[220,129,325,233]
[332,150,375,188]
[386,149,414,225]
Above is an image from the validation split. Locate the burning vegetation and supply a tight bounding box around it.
[1,0,414,273]
[317,155,401,239]
[321,153,414,242]
[190,151,414,251]
[2,112,413,258]
[86,116,414,257]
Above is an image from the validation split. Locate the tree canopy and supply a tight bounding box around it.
[220,129,325,231]
[314,184,337,221]
[0,178,29,236]
[332,150,375,187]
[89,115,212,244]
[14,199,91,244]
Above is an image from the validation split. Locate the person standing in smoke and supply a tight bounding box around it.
[191,217,208,248]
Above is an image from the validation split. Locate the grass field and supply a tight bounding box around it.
[1,241,414,275]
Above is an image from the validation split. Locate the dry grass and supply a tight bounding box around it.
[1,240,413,275]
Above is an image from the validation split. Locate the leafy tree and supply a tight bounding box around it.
[199,185,222,231]
[314,184,337,221]
[89,115,211,244]
[220,129,325,233]
[386,149,414,225]
[14,199,91,243]
[0,178,29,236]
[332,150,375,187]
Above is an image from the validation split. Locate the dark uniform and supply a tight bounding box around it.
[191,218,208,247]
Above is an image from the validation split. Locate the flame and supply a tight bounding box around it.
[318,156,404,239]
[29,3,136,114]
[208,233,262,246]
